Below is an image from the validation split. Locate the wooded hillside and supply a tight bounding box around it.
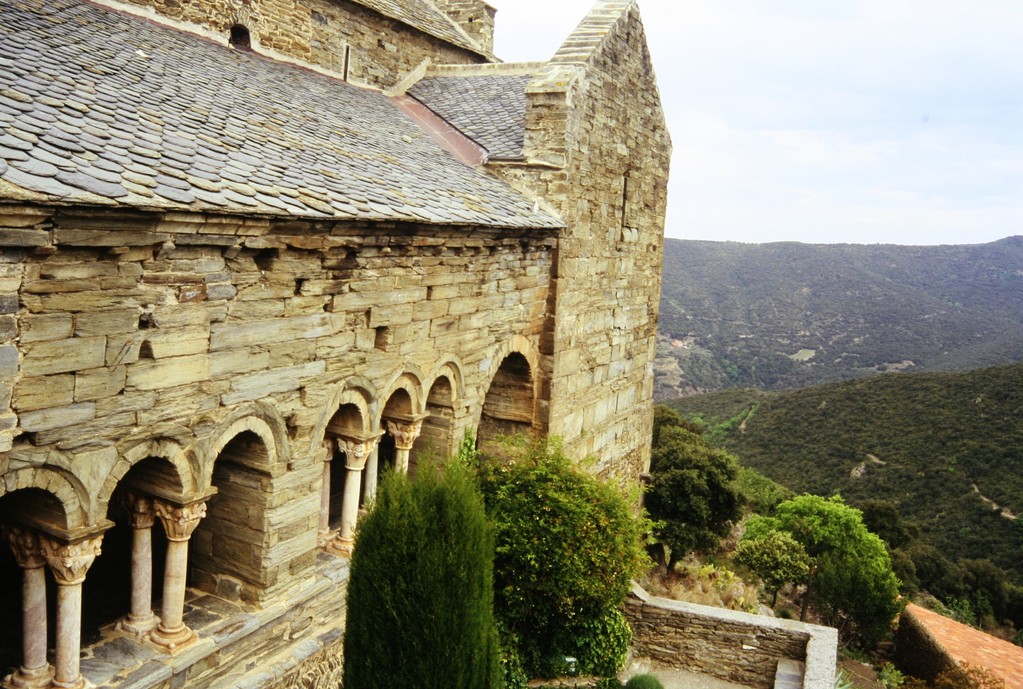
[656,236,1023,397]
[668,364,1023,584]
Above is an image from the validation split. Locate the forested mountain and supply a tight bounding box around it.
[668,364,1023,584]
[655,236,1023,398]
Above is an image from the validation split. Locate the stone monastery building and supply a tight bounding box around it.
[0,0,669,686]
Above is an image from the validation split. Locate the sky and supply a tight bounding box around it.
[490,0,1023,245]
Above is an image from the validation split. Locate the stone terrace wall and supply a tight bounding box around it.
[495,0,671,480]
[625,587,838,689]
[103,0,485,88]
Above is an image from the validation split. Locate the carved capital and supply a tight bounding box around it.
[386,418,424,451]
[338,436,379,471]
[121,493,157,530]
[154,501,206,542]
[39,534,103,586]
[6,526,46,570]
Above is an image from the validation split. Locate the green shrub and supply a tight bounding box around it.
[624,673,665,689]
[342,465,500,689]
[472,436,649,677]
[595,679,625,689]
[557,607,632,677]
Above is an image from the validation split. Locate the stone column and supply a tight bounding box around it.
[4,527,52,689]
[362,442,380,505]
[385,417,424,475]
[331,434,380,554]
[148,500,205,652]
[317,440,333,547]
[39,534,104,689]
[117,494,160,636]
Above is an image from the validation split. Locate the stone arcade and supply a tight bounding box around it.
[0,0,670,686]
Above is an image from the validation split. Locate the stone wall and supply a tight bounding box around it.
[493,0,671,479]
[433,0,496,54]
[101,0,485,88]
[0,203,554,601]
[625,586,838,689]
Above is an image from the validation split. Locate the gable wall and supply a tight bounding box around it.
[105,0,485,88]
[494,2,670,479]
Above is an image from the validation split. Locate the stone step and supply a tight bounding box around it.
[774,659,805,689]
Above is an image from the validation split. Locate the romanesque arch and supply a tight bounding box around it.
[412,359,466,468]
[477,344,538,452]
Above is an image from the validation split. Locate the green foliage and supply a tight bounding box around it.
[595,679,625,689]
[669,364,1023,593]
[933,663,1006,689]
[472,436,649,677]
[647,408,744,569]
[735,466,794,515]
[833,670,855,689]
[754,495,903,645]
[624,674,665,689]
[555,608,632,677]
[734,529,810,605]
[878,662,905,689]
[343,465,500,689]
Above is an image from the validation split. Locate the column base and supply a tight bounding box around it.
[118,612,159,637]
[49,674,90,689]
[326,535,354,556]
[4,664,53,689]
[147,623,198,653]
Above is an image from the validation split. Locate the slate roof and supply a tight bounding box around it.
[354,0,486,57]
[0,0,560,229]
[408,75,533,159]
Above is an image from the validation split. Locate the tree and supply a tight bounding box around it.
[734,529,811,605]
[745,494,902,645]
[343,465,501,689]
[472,436,649,678]
[646,423,744,570]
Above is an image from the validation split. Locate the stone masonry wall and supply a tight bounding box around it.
[104,0,485,88]
[625,587,838,689]
[0,204,554,604]
[494,1,671,479]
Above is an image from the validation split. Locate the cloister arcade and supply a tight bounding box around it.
[0,349,539,688]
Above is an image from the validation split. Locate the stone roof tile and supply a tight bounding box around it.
[353,0,487,57]
[0,0,559,230]
[408,74,532,159]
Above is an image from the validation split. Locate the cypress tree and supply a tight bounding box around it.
[342,464,500,689]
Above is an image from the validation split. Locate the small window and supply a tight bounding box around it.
[229,24,251,50]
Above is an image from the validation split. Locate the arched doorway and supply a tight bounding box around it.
[83,456,180,642]
[190,431,271,602]
[478,352,535,452]
[0,487,70,683]
[411,376,456,473]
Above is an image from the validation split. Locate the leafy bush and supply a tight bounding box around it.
[557,607,632,677]
[734,529,810,606]
[878,662,905,689]
[472,436,649,677]
[343,465,500,689]
[746,494,903,645]
[624,674,665,689]
[647,410,744,569]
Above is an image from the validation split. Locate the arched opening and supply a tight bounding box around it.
[326,403,365,527]
[190,431,270,602]
[379,389,413,477]
[0,487,70,678]
[412,376,456,474]
[81,457,178,644]
[478,352,535,452]
[229,24,251,50]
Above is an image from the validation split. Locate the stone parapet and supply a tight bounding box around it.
[625,585,837,689]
